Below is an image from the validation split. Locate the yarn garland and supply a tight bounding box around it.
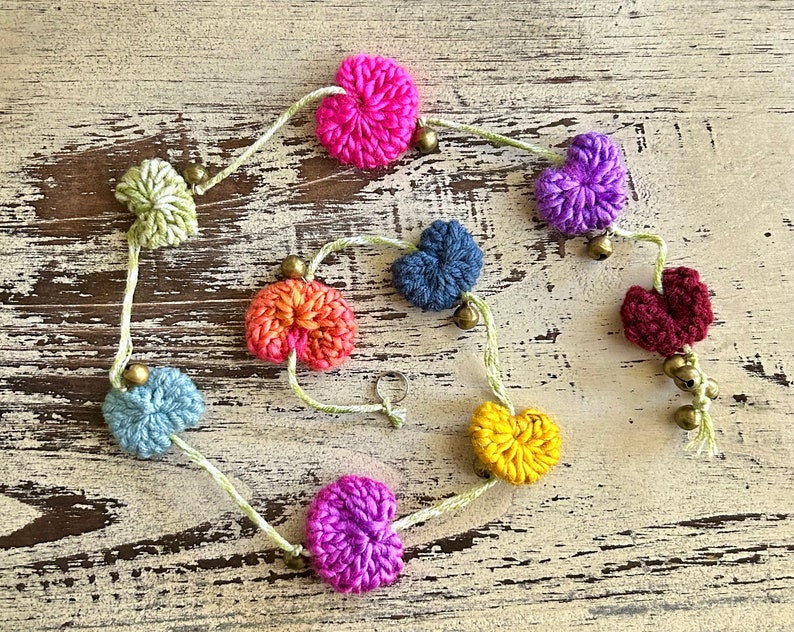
[392,219,483,311]
[97,51,727,601]
[621,266,714,357]
[245,279,357,371]
[305,475,404,593]
[534,132,626,235]
[316,54,420,169]
[103,366,204,458]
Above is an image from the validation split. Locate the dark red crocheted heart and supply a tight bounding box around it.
[620,267,713,357]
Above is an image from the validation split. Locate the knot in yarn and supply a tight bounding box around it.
[115,158,198,249]
[102,366,204,458]
[470,401,561,485]
[305,475,403,593]
[621,266,713,357]
[316,54,420,169]
[534,132,626,235]
[245,279,356,371]
[392,220,483,311]
[381,398,407,429]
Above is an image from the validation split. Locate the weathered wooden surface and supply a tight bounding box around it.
[1,1,792,629]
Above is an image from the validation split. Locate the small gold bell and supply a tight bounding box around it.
[182,163,209,186]
[123,363,150,386]
[673,364,702,392]
[473,457,492,479]
[280,255,306,280]
[586,234,613,260]
[453,303,480,330]
[413,125,439,154]
[704,377,720,400]
[283,554,306,571]
[673,404,702,430]
[662,354,687,378]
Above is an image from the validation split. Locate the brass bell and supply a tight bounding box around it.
[673,364,702,392]
[473,457,492,479]
[586,234,613,260]
[182,163,209,186]
[280,255,306,280]
[413,125,439,154]
[673,405,702,430]
[662,354,687,378]
[704,377,720,400]
[123,363,150,386]
[283,554,306,571]
[453,303,480,330]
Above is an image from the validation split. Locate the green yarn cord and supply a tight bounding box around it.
[195,86,346,196]
[611,225,668,294]
[461,291,515,415]
[286,350,406,428]
[170,434,306,557]
[392,477,499,530]
[422,117,566,165]
[304,235,418,281]
[109,241,141,389]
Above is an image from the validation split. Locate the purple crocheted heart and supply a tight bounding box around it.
[534,132,626,235]
[305,475,403,593]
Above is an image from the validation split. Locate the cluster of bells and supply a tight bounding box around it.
[662,354,720,430]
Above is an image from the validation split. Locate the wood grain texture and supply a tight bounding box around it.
[1,1,793,630]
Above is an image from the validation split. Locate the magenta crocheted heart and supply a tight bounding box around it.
[620,267,714,357]
[534,132,626,235]
[316,54,419,169]
[305,475,403,593]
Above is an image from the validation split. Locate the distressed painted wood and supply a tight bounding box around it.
[1,1,792,629]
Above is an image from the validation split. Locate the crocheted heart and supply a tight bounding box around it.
[305,475,404,593]
[316,54,420,169]
[115,158,198,249]
[621,266,713,357]
[392,220,483,311]
[469,401,561,485]
[534,132,626,235]
[103,366,205,458]
[245,279,356,371]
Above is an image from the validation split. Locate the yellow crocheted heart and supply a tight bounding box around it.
[469,401,561,485]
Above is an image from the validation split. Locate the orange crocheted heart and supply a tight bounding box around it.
[245,279,356,371]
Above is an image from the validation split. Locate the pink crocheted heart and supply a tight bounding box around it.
[620,267,713,357]
[316,54,419,169]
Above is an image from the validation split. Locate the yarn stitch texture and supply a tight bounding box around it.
[392,219,483,311]
[103,366,205,458]
[305,475,404,593]
[470,401,562,485]
[316,54,420,169]
[534,132,626,235]
[245,279,357,371]
[621,266,713,357]
[115,158,198,249]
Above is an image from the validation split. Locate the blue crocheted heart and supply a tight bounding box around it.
[392,220,483,311]
[103,366,205,458]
